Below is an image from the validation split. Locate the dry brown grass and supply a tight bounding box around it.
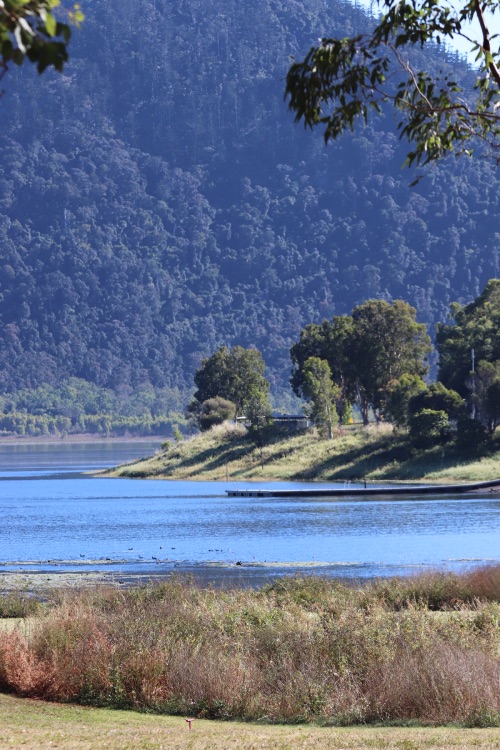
[0,570,499,727]
[367,565,500,609]
[364,642,500,724]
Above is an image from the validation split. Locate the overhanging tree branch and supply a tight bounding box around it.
[0,0,83,77]
[285,1,500,168]
[474,0,500,88]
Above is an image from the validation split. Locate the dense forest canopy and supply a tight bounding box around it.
[0,0,499,406]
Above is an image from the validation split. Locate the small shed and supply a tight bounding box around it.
[236,414,311,430]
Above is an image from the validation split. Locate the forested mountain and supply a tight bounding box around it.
[0,0,498,401]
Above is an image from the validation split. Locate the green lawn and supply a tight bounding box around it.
[1,694,498,750]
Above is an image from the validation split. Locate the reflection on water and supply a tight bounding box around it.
[0,442,498,580]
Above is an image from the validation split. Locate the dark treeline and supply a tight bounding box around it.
[0,0,499,401]
[0,378,186,437]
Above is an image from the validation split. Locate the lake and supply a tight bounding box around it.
[0,441,498,584]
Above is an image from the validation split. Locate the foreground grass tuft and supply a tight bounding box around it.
[1,568,499,726]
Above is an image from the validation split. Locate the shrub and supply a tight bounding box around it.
[364,640,500,725]
[409,382,465,421]
[198,397,236,432]
[368,566,500,610]
[409,409,451,449]
[455,415,489,452]
[0,591,40,618]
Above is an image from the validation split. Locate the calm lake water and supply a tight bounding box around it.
[0,441,498,583]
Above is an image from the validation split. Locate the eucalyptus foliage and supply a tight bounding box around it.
[286,1,500,170]
[437,279,500,395]
[0,0,83,77]
[291,299,431,425]
[302,356,339,438]
[189,346,271,420]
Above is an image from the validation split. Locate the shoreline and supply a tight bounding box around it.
[99,468,500,488]
[0,434,165,445]
[1,558,497,593]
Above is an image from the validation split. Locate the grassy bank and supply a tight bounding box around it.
[1,568,499,726]
[1,695,499,750]
[106,422,500,482]
[2,695,500,750]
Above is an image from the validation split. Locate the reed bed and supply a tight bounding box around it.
[1,567,499,726]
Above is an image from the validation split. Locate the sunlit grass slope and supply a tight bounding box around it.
[106,422,500,483]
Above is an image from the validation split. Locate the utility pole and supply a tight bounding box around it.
[471,348,476,419]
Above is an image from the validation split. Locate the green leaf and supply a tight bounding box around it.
[45,12,56,38]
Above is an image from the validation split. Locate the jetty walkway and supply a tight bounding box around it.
[226,478,500,498]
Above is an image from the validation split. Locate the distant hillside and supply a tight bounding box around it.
[0,0,498,399]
